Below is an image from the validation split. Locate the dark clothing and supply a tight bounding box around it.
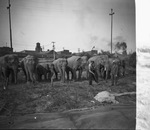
[88,62,97,85]
[89,71,98,85]
[111,62,119,86]
[120,60,125,76]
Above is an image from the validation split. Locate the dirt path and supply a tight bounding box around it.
[6,105,135,129]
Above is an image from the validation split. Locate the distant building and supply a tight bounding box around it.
[13,52,28,59]
[35,42,42,52]
[57,49,72,58]
[0,46,13,56]
[85,50,98,55]
[39,50,58,59]
[20,50,38,55]
[18,42,43,58]
[74,50,98,56]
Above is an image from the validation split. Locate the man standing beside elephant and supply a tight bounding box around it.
[111,60,119,86]
[49,63,56,87]
[88,60,98,85]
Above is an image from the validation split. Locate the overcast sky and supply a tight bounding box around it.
[0,0,135,53]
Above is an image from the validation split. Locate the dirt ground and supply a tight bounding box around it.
[0,69,136,128]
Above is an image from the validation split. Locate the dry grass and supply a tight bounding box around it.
[0,70,136,116]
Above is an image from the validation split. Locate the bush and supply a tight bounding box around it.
[128,52,136,68]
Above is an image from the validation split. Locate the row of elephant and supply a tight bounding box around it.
[0,54,125,89]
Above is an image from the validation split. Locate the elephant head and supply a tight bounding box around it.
[80,56,89,70]
[67,56,83,80]
[53,58,68,82]
[36,63,50,81]
[79,56,89,79]
[6,54,19,83]
[0,54,19,89]
[88,55,109,82]
[21,55,38,83]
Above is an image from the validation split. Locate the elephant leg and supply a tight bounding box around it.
[31,72,36,83]
[3,69,10,89]
[25,65,30,82]
[71,70,74,80]
[105,70,108,82]
[38,74,41,81]
[78,69,82,80]
[44,74,46,81]
[59,68,64,82]
[10,70,15,83]
[68,67,73,80]
[47,72,51,80]
[27,65,35,83]
[33,71,37,83]
[22,67,27,81]
[122,67,125,76]
[96,67,100,82]
[66,69,69,80]
[44,72,47,80]
[73,69,77,81]
[50,72,55,87]
[117,67,120,77]
[105,68,110,82]
[65,66,71,81]
[62,67,66,83]
[28,68,33,83]
[14,68,18,84]
[86,69,89,79]
[53,69,58,80]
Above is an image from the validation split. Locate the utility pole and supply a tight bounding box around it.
[7,0,13,52]
[78,48,80,53]
[52,41,55,60]
[109,9,115,54]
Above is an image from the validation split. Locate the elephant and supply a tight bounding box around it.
[66,56,83,81]
[36,63,51,81]
[52,58,68,82]
[88,55,109,82]
[80,56,89,79]
[113,53,127,77]
[20,55,38,83]
[119,59,126,76]
[105,56,125,79]
[0,54,19,89]
[103,57,120,81]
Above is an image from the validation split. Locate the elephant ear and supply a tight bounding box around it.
[4,55,9,63]
[76,57,81,61]
[76,57,82,64]
[4,55,12,66]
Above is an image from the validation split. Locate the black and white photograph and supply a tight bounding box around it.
[0,0,144,129]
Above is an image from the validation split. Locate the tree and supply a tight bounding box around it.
[128,52,136,68]
[99,50,113,57]
[115,42,127,55]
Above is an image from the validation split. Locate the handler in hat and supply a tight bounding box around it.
[111,60,119,86]
[88,60,98,85]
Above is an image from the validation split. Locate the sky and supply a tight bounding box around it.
[0,0,135,53]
